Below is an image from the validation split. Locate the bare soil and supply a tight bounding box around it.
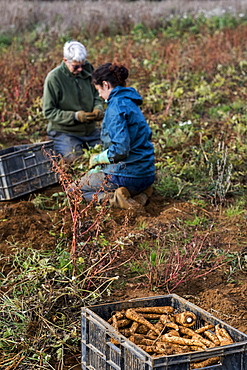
[0,184,247,369]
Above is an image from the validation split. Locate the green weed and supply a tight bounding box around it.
[224,199,247,217]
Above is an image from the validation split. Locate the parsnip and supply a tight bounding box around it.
[215,325,233,346]
[119,328,131,337]
[179,326,215,348]
[159,314,179,330]
[161,334,206,348]
[157,342,191,354]
[174,311,196,327]
[136,324,149,334]
[135,306,174,314]
[129,321,139,334]
[146,321,165,338]
[125,309,161,335]
[130,336,156,346]
[108,311,125,323]
[146,331,158,340]
[142,313,164,319]
[204,330,220,346]
[112,315,118,330]
[129,334,152,345]
[190,357,220,369]
[195,324,214,334]
[138,345,156,353]
[117,319,131,328]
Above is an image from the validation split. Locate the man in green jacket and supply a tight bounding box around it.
[42,41,104,163]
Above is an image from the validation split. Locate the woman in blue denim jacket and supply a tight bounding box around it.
[77,63,155,209]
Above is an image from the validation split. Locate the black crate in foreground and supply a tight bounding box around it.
[81,294,247,370]
[0,141,58,200]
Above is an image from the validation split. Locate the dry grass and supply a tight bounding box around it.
[1,0,247,36]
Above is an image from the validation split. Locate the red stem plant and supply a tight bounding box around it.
[137,232,230,293]
[45,151,135,296]
[47,154,108,256]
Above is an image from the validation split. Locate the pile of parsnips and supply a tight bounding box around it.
[108,306,234,369]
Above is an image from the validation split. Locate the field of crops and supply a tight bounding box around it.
[1,1,247,369]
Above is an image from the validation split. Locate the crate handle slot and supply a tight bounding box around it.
[24,153,36,159]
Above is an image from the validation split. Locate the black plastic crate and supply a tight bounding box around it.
[0,141,58,200]
[81,294,247,370]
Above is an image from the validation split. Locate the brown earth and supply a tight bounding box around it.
[0,184,247,369]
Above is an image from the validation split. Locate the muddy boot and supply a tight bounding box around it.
[109,187,141,209]
[132,186,153,206]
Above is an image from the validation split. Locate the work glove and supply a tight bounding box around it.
[86,109,104,121]
[87,165,102,174]
[89,150,110,169]
[75,110,91,123]
[92,109,104,121]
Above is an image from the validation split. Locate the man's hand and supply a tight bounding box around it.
[86,109,104,121]
[92,109,104,121]
[75,110,90,123]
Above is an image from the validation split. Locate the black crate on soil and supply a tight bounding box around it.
[0,141,58,200]
[81,294,247,370]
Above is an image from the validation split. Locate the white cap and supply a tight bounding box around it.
[63,41,87,62]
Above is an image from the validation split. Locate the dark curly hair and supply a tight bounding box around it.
[92,63,128,87]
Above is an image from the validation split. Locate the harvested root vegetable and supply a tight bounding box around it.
[142,313,164,319]
[204,330,220,346]
[195,324,214,334]
[146,321,165,338]
[108,311,125,323]
[129,321,139,334]
[129,335,155,346]
[146,331,158,340]
[166,322,180,330]
[174,311,197,327]
[125,309,161,335]
[161,334,206,349]
[159,314,179,330]
[190,345,207,352]
[179,326,215,348]
[190,356,220,369]
[134,306,174,314]
[136,324,149,334]
[155,344,178,355]
[112,315,118,330]
[119,328,131,337]
[166,329,180,337]
[116,319,131,328]
[159,314,173,324]
[156,342,191,354]
[139,345,156,353]
[154,321,164,331]
[108,306,235,359]
[156,342,181,351]
[215,325,234,346]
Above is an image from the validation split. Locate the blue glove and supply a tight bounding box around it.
[89,150,110,169]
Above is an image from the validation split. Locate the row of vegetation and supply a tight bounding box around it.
[1,4,247,369]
